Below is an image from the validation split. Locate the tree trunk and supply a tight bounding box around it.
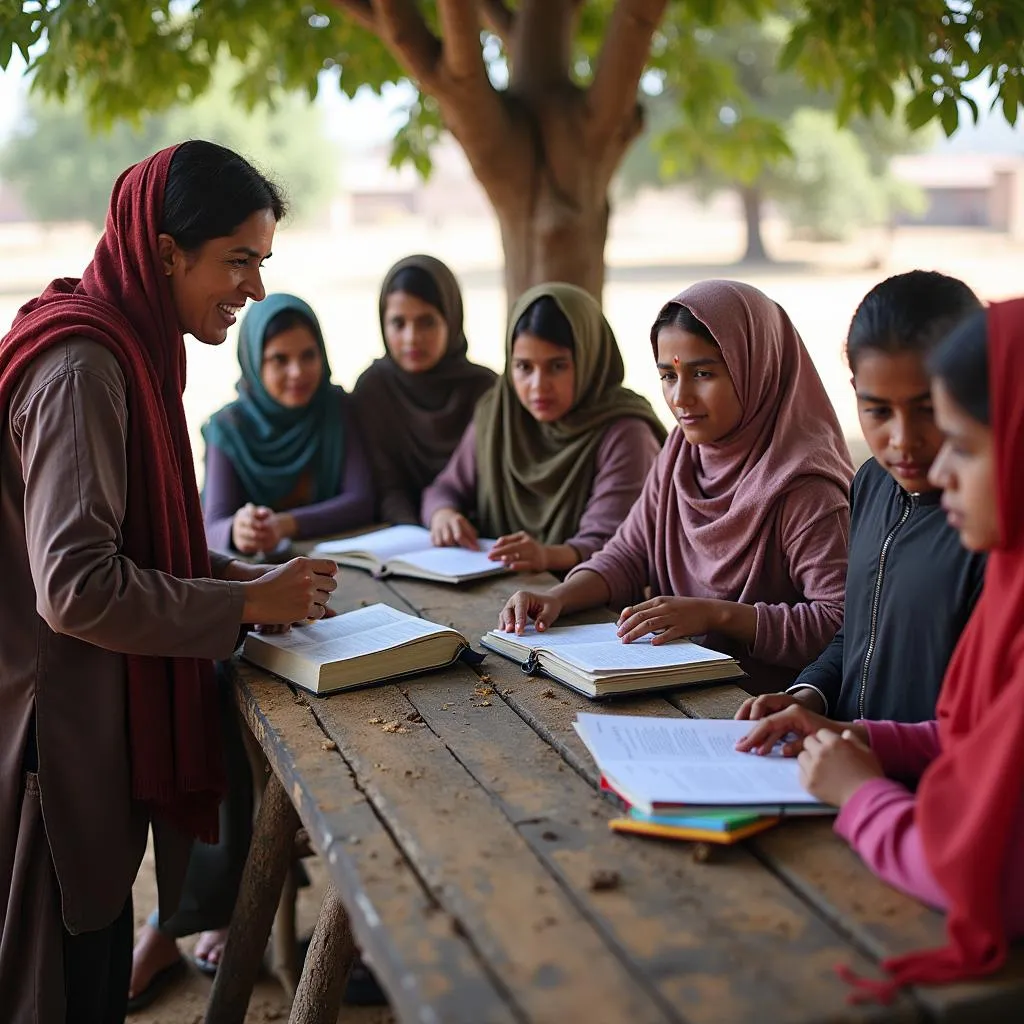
[494,183,610,304]
[740,184,770,264]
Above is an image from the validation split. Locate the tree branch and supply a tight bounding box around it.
[331,0,377,33]
[586,0,667,148]
[369,0,443,85]
[480,0,515,43]
[511,0,574,94]
[436,0,484,80]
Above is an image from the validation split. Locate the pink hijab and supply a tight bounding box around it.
[653,280,853,596]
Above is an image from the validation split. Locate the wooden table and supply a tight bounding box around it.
[205,568,1024,1024]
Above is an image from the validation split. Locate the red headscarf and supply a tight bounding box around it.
[843,297,1024,999]
[0,145,224,841]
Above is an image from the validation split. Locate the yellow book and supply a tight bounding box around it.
[609,815,780,845]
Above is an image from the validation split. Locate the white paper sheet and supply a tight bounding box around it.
[393,539,501,577]
[486,622,732,670]
[249,603,452,664]
[312,525,433,562]
[575,713,821,806]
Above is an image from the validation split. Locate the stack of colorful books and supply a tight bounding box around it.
[574,712,834,846]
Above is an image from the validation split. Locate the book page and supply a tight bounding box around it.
[248,603,459,665]
[575,713,820,806]
[392,539,502,578]
[312,525,433,562]
[485,623,731,670]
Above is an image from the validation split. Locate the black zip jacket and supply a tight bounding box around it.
[792,458,986,722]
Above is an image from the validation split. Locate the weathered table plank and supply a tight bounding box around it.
[387,570,1024,1022]
[231,663,519,1024]
[396,667,915,1023]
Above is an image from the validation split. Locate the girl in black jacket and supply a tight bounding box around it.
[738,270,986,724]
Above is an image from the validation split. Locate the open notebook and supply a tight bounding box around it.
[575,713,832,816]
[480,622,742,698]
[311,525,507,584]
[242,603,469,695]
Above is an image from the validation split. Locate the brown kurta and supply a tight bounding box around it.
[0,338,245,942]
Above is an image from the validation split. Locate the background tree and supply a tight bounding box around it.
[2,1,1022,303]
[0,61,336,227]
[618,16,929,261]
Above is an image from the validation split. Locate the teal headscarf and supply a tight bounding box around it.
[202,293,344,507]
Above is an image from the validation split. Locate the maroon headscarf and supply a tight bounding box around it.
[650,280,853,599]
[0,146,224,841]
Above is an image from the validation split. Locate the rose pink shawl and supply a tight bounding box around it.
[655,280,853,596]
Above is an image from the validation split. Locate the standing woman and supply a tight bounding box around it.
[202,292,374,556]
[352,255,496,524]
[422,282,667,572]
[0,141,337,1022]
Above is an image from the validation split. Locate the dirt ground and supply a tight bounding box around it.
[129,839,394,1024]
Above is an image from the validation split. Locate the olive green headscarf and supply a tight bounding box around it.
[474,283,666,543]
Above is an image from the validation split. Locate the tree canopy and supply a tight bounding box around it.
[2,2,1022,299]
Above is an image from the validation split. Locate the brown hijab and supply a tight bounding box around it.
[652,279,853,597]
[352,255,496,522]
[475,282,666,542]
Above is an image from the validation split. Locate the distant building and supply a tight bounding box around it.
[891,153,1024,236]
[332,138,492,227]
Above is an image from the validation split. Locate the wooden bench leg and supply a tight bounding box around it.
[272,860,300,997]
[288,883,357,1024]
[204,771,300,1024]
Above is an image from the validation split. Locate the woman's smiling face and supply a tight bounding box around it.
[159,207,277,345]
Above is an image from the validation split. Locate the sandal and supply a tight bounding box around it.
[126,957,187,1013]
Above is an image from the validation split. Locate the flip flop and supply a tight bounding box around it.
[125,957,187,1013]
[191,951,220,977]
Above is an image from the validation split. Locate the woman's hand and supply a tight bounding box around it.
[615,596,715,645]
[798,729,885,807]
[489,532,548,572]
[735,688,826,721]
[735,704,866,757]
[430,508,479,550]
[498,590,565,635]
[241,557,338,625]
[232,504,293,554]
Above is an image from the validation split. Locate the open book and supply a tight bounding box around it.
[480,622,742,698]
[310,525,507,584]
[242,603,469,695]
[575,713,832,815]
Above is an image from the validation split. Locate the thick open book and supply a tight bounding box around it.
[310,525,507,584]
[575,713,832,815]
[480,622,743,698]
[242,603,469,696]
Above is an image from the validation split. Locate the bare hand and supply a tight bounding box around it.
[735,688,826,722]
[735,704,849,757]
[489,531,548,572]
[615,596,713,645]
[242,557,338,625]
[232,504,286,554]
[430,508,479,550]
[498,590,564,635]
[798,729,884,807]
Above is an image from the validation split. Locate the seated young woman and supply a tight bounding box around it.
[352,255,496,524]
[737,271,985,724]
[421,282,667,573]
[499,279,854,693]
[737,302,1024,997]
[202,292,374,554]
